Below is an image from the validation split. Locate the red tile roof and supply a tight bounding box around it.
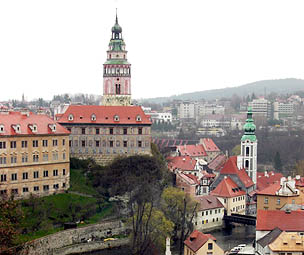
[257,171,283,191]
[184,230,216,252]
[256,182,281,196]
[211,176,246,198]
[256,210,304,231]
[177,144,207,157]
[201,138,220,152]
[208,154,227,172]
[220,156,254,188]
[167,156,197,171]
[202,171,216,179]
[295,177,304,187]
[176,172,200,185]
[57,105,152,125]
[195,195,224,210]
[0,111,69,136]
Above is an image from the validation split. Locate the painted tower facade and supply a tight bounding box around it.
[102,14,132,106]
[237,107,257,184]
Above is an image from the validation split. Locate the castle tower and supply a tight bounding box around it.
[237,107,257,184]
[102,12,132,106]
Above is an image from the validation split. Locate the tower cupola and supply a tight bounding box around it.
[241,107,257,142]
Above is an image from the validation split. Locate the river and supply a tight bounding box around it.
[76,225,256,254]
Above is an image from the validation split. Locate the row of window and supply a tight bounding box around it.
[0,152,66,165]
[71,127,145,135]
[70,140,149,148]
[231,205,245,212]
[264,197,286,205]
[200,217,221,224]
[0,169,66,182]
[0,183,66,195]
[199,208,224,217]
[0,139,65,149]
[232,196,245,202]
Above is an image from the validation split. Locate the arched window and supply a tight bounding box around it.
[115,84,121,94]
[136,115,142,122]
[245,160,249,168]
[246,147,250,156]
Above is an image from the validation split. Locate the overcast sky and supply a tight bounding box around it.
[0,0,303,101]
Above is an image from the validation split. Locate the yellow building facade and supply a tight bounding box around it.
[0,111,70,198]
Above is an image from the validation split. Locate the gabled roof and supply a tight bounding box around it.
[57,105,151,125]
[256,183,281,196]
[208,154,227,172]
[167,156,197,171]
[256,210,304,231]
[177,144,207,157]
[220,156,254,188]
[176,172,199,185]
[201,171,216,179]
[211,176,246,198]
[295,177,304,187]
[195,195,224,211]
[257,171,283,191]
[0,111,69,136]
[257,227,282,248]
[269,231,304,252]
[184,230,216,252]
[201,138,220,152]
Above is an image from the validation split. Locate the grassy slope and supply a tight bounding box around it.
[18,169,112,244]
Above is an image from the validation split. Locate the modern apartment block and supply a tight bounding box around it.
[0,111,70,198]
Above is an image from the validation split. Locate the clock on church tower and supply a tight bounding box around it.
[102,12,132,106]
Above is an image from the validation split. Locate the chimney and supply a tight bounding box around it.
[183,158,186,161]
[265,171,268,178]
[296,175,300,180]
[285,208,291,214]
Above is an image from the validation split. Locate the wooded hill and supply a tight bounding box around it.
[140,78,304,104]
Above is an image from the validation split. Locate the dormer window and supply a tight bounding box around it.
[12,125,21,133]
[136,115,142,122]
[0,125,4,133]
[68,114,74,121]
[91,114,96,121]
[114,115,119,122]
[48,124,56,132]
[29,124,37,133]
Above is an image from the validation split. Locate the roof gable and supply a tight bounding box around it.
[201,138,220,152]
[184,230,216,252]
[211,176,246,198]
[177,144,207,157]
[195,195,224,210]
[220,156,254,188]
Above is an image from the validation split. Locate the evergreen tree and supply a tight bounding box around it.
[274,151,282,171]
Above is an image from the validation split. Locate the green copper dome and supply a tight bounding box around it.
[112,23,122,33]
[241,107,257,142]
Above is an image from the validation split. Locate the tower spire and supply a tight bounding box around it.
[116,8,118,24]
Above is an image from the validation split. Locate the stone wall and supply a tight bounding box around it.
[16,220,127,255]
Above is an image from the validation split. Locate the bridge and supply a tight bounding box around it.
[223,213,256,226]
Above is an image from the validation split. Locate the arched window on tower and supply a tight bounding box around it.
[245,160,249,168]
[115,84,121,95]
[246,147,250,156]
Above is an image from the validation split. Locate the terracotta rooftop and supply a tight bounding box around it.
[295,177,304,187]
[195,195,224,211]
[211,176,246,198]
[208,154,227,172]
[167,156,197,172]
[256,182,281,196]
[220,156,254,188]
[269,231,304,252]
[201,138,220,152]
[57,105,152,125]
[177,144,207,157]
[184,230,216,252]
[0,111,69,136]
[177,172,200,185]
[257,171,283,191]
[256,210,304,231]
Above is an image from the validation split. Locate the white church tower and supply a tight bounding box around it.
[237,107,257,184]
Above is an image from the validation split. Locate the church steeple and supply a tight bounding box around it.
[237,107,258,184]
[102,11,132,106]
